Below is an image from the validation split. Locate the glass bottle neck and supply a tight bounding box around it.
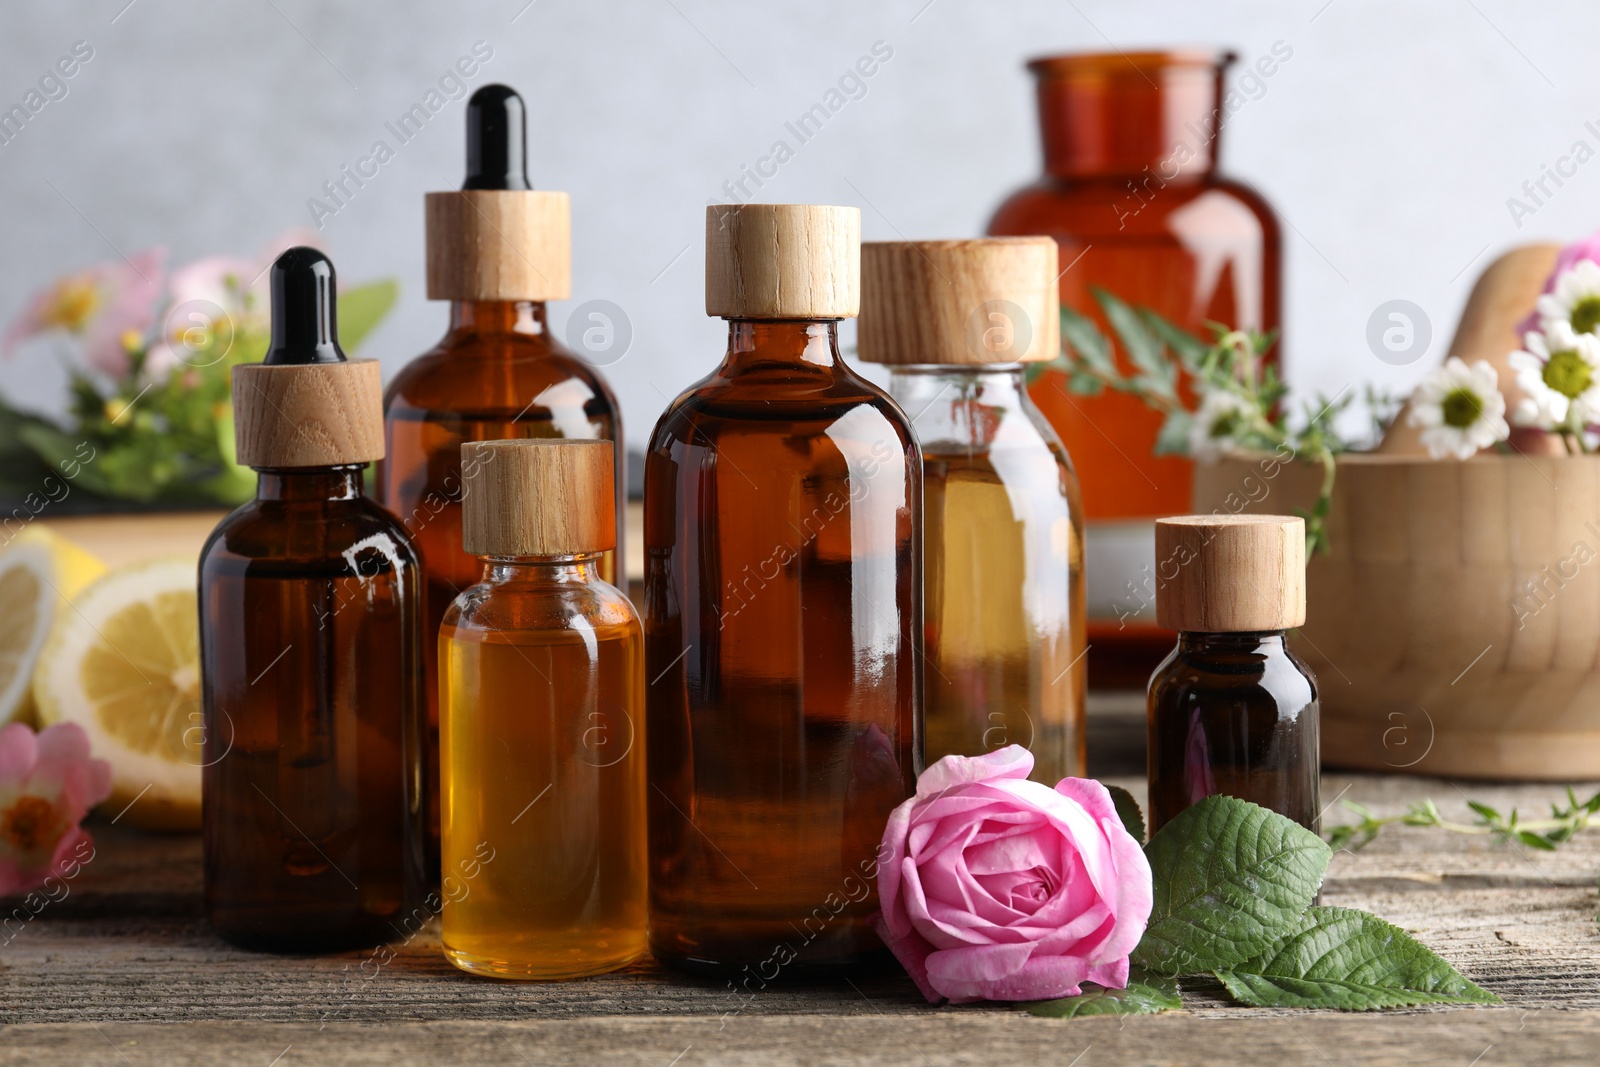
[447,300,548,339]
[722,319,842,372]
[479,554,604,584]
[1178,630,1288,655]
[255,466,365,501]
[1031,53,1229,180]
[888,363,1033,447]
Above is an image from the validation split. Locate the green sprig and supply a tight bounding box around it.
[1326,788,1600,853]
[1033,290,1393,555]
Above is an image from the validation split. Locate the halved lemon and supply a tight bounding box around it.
[0,527,106,728]
[33,557,202,831]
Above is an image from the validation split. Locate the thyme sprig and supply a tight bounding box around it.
[1326,788,1600,853]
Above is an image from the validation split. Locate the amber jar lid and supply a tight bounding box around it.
[705,204,860,319]
[460,439,615,557]
[1154,514,1306,632]
[858,237,1060,365]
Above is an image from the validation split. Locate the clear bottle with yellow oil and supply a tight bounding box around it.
[860,237,1086,785]
[438,438,646,979]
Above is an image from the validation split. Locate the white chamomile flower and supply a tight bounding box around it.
[1508,321,1600,430]
[1406,357,1509,460]
[1537,259,1600,337]
[1188,388,1255,461]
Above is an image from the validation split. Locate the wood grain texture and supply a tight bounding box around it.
[460,439,615,557]
[1194,454,1600,778]
[1154,514,1305,632]
[3,700,1597,1064]
[424,190,571,302]
[4,1013,1600,1067]
[231,359,384,468]
[858,238,1060,365]
[705,204,860,319]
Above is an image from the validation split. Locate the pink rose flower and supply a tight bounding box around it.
[875,745,1152,1004]
[0,722,112,897]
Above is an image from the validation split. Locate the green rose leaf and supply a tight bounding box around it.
[1132,795,1330,976]
[337,279,399,352]
[1105,784,1145,844]
[1024,972,1181,1018]
[1215,907,1500,1010]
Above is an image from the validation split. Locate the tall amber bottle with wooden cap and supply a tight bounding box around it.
[860,237,1085,786]
[200,246,424,951]
[1146,514,1318,834]
[439,439,646,979]
[644,204,921,977]
[379,85,624,879]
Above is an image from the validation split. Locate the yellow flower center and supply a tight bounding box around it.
[39,280,101,333]
[1,795,62,856]
[1440,388,1484,429]
[1571,296,1600,336]
[1543,349,1594,399]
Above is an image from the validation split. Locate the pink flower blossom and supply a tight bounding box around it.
[0,722,112,897]
[2,248,166,378]
[875,745,1153,1004]
[144,230,323,380]
[1517,230,1600,336]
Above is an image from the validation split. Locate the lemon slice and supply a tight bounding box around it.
[33,557,202,831]
[0,527,106,727]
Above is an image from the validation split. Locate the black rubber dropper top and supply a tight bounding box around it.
[266,246,344,365]
[463,84,531,191]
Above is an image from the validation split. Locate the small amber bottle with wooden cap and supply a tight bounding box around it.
[199,247,424,951]
[439,438,646,979]
[1146,514,1319,834]
[860,237,1086,786]
[644,204,921,978]
[380,85,625,880]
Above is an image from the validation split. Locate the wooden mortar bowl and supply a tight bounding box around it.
[1193,453,1600,779]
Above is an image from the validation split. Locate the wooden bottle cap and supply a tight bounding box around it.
[705,204,860,319]
[233,360,384,468]
[858,237,1061,365]
[425,190,572,301]
[1154,515,1306,632]
[232,246,384,468]
[460,439,615,557]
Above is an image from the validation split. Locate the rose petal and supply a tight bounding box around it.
[33,723,92,766]
[1084,955,1131,991]
[913,746,1033,802]
[0,723,38,781]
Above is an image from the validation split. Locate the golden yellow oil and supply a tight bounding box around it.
[923,449,1086,784]
[439,599,647,979]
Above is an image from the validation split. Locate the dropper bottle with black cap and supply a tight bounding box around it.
[379,85,624,883]
[200,247,425,951]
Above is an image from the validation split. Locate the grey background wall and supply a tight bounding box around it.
[3,0,1598,445]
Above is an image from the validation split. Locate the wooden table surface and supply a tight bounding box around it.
[3,694,1598,1066]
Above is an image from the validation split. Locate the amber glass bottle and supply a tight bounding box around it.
[859,238,1085,785]
[200,247,424,951]
[1146,515,1318,834]
[439,439,646,979]
[989,50,1283,687]
[379,85,623,878]
[645,205,920,978]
